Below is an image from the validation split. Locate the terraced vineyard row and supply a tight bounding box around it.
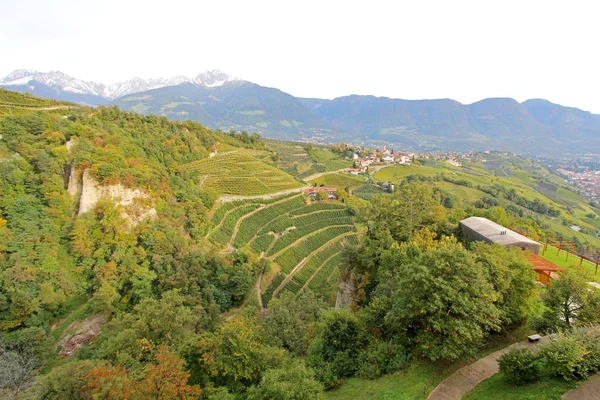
[282,235,355,295]
[234,195,307,247]
[274,226,354,274]
[266,219,353,257]
[256,208,352,237]
[210,193,297,226]
[289,202,347,216]
[261,273,285,306]
[209,204,261,245]
[307,253,343,292]
[249,208,354,255]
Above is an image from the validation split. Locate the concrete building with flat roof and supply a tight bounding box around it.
[460,216,541,254]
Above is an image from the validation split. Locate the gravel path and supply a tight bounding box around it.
[427,337,549,400]
[563,374,600,400]
[217,186,309,203]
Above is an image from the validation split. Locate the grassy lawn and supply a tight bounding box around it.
[373,165,443,181]
[540,245,600,282]
[324,362,454,400]
[463,374,575,400]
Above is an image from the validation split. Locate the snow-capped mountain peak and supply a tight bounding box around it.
[1,69,39,85]
[1,69,246,100]
[193,69,242,87]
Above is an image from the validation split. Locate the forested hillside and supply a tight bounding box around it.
[2,90,600,400]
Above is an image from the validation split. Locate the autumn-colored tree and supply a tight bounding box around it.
[196,317,284,392]
[138,346,201,400]
[87,361,134,400]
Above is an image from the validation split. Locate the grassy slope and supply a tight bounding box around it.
[463,374,575,400]
[0,88,74,115]
[264,141,354,179]
[308,173,368,191]
[325,363,451,400]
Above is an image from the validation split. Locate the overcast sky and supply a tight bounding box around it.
[1,0,599,111]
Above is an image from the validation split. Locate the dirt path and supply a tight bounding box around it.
[302,168,351,183]
[427,337,550,400]
[563,374,600,400]
[255,272,264,311]
[217,186,310,203]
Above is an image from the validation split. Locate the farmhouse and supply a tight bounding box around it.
[460,216,541,254]
[302,186,338,200]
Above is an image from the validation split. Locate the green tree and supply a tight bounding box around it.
[307,308,366,387]
[246,359,324,400]
[498,347,540,385]
[263,290,325,355]
[195,317,285,393]
[535,270,600,332]
[472,243,537,326]
[30,360,95,400]
[379,239,502,361]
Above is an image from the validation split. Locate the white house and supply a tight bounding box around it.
[398,155,410,164]
[382,154,395,163]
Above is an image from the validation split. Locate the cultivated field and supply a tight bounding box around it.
[184,151,302,196]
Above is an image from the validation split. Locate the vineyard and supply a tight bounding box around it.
[308,149,353,171]
[184,151,302,196]
[0,89,72,116]
[352,183,387,200]
[208,194,358,306]
[308,172,367,191]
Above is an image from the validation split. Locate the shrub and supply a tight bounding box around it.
[498,346,541,385]
[539,333,589,382]
[356,341,411,379]
[246,359,324,400]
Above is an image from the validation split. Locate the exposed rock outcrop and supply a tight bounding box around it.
[67,165,80,198]
[67,167,156,226]
[58,314,105,358]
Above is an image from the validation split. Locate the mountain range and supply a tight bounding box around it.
[2,69,599,155]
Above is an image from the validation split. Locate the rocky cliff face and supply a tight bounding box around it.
[68,168,156,226]
[65,137,156,226]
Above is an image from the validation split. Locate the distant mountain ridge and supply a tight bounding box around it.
[2,68,600,155]
[110,81,327,139]
[0,69,244,102]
